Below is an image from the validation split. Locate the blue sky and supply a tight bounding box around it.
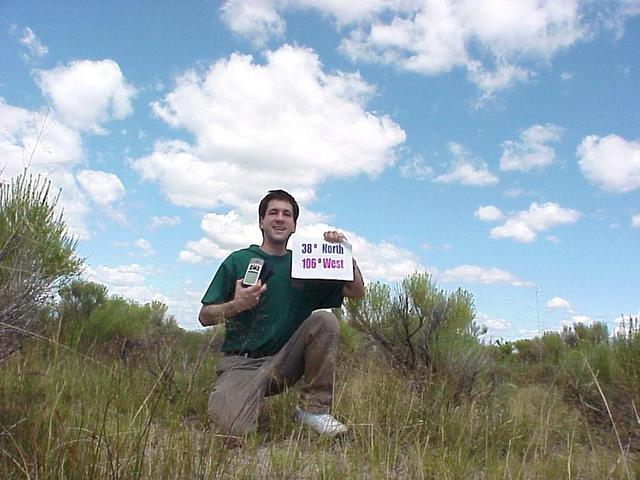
[1,0,639,338]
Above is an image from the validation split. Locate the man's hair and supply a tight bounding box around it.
[258,189,299,223]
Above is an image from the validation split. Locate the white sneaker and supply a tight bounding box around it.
[293,406,348,436]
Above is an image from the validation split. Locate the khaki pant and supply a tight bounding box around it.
[208,311,338,437]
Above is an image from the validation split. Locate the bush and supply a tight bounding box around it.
[0,172,81,361]
[344,272,490,397]
[82,297,177,347]
[47,279,108,343]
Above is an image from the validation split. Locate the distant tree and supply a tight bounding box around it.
[53,280,108,342]
[0,172,81,361]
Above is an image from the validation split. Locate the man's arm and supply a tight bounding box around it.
[198,279,266,326]
[323,230,365,299]
[343,258,365,299]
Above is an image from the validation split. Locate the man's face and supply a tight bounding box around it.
[259,199,296,245]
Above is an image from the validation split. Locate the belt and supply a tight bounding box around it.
[224,350,269,358]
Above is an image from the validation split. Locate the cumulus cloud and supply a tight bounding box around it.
[632,213,640,228]
[434,142,498,186]
[477,313,512,331]
[489,202,581,243]
[577,134,640,193]
[220,0,406,45]
[76,169,125,205]
[134,238,155,257]
[35,59,136,134]
[18,26,48,61]
[149,215,181,229]
[87,264,155,287]
[133,45,405,211]
[178,211,262,262]
[500,123,564,172]
[86,264,168,305]
[0,99,82,172]
[340,0,584,94]
[562,314,594,327]
[0,98,91,238]
[219,1,640,96]
[475,205,504,221]
[547,296,571,310]
[220,0,285,46]
[440,264,533,287]
[399,154,434,180]
[466,61,532,98]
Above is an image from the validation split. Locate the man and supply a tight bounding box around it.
[199,189,365,442]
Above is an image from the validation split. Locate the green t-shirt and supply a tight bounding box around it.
[201,245,344,355]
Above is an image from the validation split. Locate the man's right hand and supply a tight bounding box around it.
[198,279,267,326]
[232,279,267,312]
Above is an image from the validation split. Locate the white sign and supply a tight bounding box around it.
[291,237,353,281]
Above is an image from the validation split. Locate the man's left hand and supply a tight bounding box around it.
[324,230,346,243]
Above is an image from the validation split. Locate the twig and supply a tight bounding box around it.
[0,321,109,369]
[583,355,632,480]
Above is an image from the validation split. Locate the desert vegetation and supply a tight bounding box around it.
[1,173,638,479]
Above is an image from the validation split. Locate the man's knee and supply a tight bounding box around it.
[309,310,339,336]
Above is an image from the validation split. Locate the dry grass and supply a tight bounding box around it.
[0,329,638,479]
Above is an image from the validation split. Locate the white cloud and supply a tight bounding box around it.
[434,143,498,186]
[133,45,405,210]
[518,328,542,339]
[87,264,156,287]
[18,27,48,60]
[500,123,564,172]
[86,264,167,306]
[134,238,155,257]
[577,134,640,193]
[219,1,640,97]
[547,296,571,310]
[0,99,82,173]
[220,0,285,46]
[467,61,532,97]
[340,0,584,94]
[489,202,581,243]
[440,264,533,287]
[477,313,511,331]
[35,59,136,134]
[76,169,125,205]
[399,154,433,180]
[563,314,593,327]
[178,211,262,262]
[0,98,91,238]
[475,205,504,222]
[201,211,262,251]
[219,0,408,45]
[491,219,537,242]
[632,213,640,228]
[178,239,240,264]
[109,285,169,306]
[149,215,182,229]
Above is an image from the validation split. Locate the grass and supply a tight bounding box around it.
[1,328,638,480]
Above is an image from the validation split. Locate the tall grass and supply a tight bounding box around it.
[1,322,637,479]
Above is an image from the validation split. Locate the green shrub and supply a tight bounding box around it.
[82,297,177,347]
[344,272,490,397]
[0,171,81,360]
